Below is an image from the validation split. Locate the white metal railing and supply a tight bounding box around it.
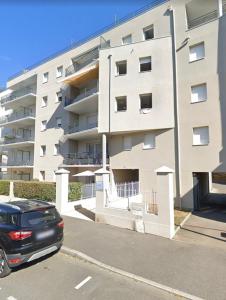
[0,87,36,105]
[0,160,33,167]
[0,111,35,125]
[65,85,98,107]
[115,181,140,198]
[67,122,98,134]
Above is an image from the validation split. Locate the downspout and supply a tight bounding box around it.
[169,5,182,209]
[102,54,112,171]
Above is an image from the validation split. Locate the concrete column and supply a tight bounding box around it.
[95,168,110,212]
[219,0,223,17]
[155,166,175,239]
[55,168,70,214]
[102,134,107,170]
[208,172,213,193]
[9,181,14,200]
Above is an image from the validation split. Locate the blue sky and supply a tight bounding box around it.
[0,0,158,88]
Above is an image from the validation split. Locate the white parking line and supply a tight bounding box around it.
[75,276,92,290]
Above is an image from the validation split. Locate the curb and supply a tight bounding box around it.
[174,212,192,236]
[61,245,203,300]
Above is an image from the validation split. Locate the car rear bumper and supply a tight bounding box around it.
[6,240,63,267]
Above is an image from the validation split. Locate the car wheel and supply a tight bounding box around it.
[0,249,11,278]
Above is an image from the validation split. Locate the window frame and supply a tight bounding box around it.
[122,34,132,45]
[143,25,154,41]
[116,60,127,76]
[56,91,63,103]
[139,56,152,72]
[191,83,207,103]
[189,42,205,63]
[192,126,209,146]
[115,96,127,112]
[41,96,48,107]
[143,133,155,150]
[123,136,132,151]
[53,144,60,156]
[42,72,49,84]
[140,93,152,111]
[41,120,47,131]
[40,145,46,157]
[56,117,62,128]
[56,66,63,78]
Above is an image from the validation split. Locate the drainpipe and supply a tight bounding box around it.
[168,5,182,209]
[102,54,112,171]
[218,0,223,17]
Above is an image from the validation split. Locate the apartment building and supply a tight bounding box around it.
[0,0,225,210]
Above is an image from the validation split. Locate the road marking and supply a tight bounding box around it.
[75,276,92,290]
[7,297,17,300]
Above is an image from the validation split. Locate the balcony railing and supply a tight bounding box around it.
[1,87,36,105]
[0,111,35,125]
[67,122,98,135]
[187,9,218,29]
[63,152,108,165]
[0,136,35,145]
[65,86,98,107]
[65,48,99,77]
[0,160,34,167]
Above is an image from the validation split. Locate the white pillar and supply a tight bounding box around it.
[9,181,14,200]
[55,168,70,214]
[208,172,213,193]
[102,133,107,170]
[95,169,110,212]
[155,166,175,239]
[219,0,223,17]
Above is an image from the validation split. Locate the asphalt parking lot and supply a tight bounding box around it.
[0,252,178,300]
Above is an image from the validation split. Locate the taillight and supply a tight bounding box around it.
[57,220,64,228]
[8,231,32,241]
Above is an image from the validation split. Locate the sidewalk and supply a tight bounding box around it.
[63,215,226,300]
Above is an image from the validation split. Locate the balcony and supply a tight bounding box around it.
[65,122,98,140]
[65,48,99,77]
[0,136,35,148]
[0,160,34,168]
[63,49,99,86]
[0,87,36,109]
[64,86,98,114]
[62,152,106,166]
[0,111,35,127]
[187,9,218,29]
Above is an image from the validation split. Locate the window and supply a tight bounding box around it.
[56,91,62,102]
[41,120,47,131]
[116,96,127,112]
[54,144,60,155]
[189,42,205,62]
[56,117,62,128]
[41,96,48,107]
[42,72,49,83]
[140,57,152,72]
[140,93,152,110]
[116,61,127,75]
[0,213,7,224]
[143,133,155,149]
[193,127,209,145]
[39,171,45,182]
[143,25,154,40]
[56,66,63,78]
[191,83,207,103]
[40,145,46,157]
[123,136,132,151]
[122,34,132,45]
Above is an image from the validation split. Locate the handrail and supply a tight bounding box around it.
[65,86,98,107]
[67,122,98,134]
[1,87,36,104]
[63,152,108,165]
[187,9,218,29]
[8,0,169,81]
[0,111,35,124]
[0,160,34,166]
[0,136,35,145]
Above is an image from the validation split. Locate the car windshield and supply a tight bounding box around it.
[21,208,60,227]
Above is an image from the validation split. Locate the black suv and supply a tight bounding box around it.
[0,200,63,277]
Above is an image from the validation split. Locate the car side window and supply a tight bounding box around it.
[0,213,8,224]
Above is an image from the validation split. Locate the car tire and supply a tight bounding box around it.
[0,249,11,278]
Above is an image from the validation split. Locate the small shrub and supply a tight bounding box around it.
[68,182,82,201]
[0,181,10,196]
[14,181,56,202]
